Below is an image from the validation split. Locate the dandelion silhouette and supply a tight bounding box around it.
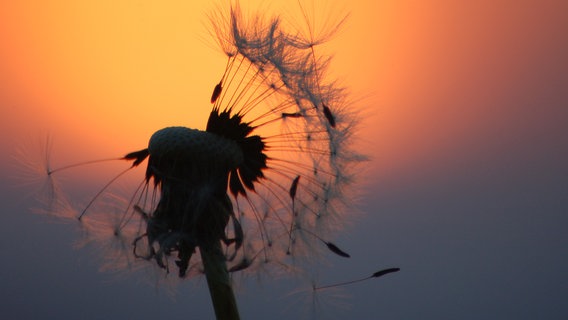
[25,4,399,319]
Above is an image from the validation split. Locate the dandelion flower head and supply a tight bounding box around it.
[37,3,364,281]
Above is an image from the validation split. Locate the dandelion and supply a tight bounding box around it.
[23,3,398,319]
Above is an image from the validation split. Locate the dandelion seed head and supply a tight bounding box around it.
[30,2,365,289]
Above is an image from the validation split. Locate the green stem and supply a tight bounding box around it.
[200,241,240,320]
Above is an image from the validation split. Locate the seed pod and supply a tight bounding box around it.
[322,103,336,127]
[372,268,401,278]
[211,81,223,104]
[325,241,350,258]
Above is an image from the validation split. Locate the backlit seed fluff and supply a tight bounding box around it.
[33,4,364,281]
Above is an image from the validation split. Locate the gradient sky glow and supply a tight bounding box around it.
[1,1,567,319]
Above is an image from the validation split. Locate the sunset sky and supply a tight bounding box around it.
[1,0,567,319]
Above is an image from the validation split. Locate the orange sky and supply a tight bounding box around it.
[1,0,567,186]
[0,1,377,157]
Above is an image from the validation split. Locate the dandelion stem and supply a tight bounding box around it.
[200,241,241,320]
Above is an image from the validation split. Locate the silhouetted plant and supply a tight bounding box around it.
[19,3,399,319]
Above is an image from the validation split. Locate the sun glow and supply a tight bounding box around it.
[1,1,390,164]
[2,1,223,156]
